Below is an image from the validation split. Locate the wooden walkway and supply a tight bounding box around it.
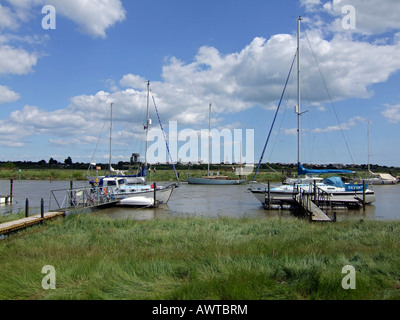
[295,194,332,222]
[0,211,65,236]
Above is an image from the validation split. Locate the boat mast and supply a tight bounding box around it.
[109,102,113,173]
[208,103,211,176]
[368,120,372,174]
[145,81,150,175]
[296,16,302,179]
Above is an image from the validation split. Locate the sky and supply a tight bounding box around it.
[1,0,400,167]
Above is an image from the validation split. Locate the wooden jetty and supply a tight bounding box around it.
[0,211,65,236]
[295,193,332,222]
[263,180,366,222]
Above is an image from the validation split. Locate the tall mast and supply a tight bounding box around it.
[296,16,302,177]
[109,102,113,173]
[297,16,302,168]
[367,120,370,173]
[208,103,211,176]
[145,81,150,172]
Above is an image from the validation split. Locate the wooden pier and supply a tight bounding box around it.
[0,211,65,236]
[263,180,366,222]
[295,193,332,222]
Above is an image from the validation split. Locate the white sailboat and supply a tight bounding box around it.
[187,103,248,185]
[86,102,147,185]
[249,17,376,206]
[91,81,178,206]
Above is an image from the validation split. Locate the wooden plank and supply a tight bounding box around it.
[0,212,64,235]
[295,194,331,222]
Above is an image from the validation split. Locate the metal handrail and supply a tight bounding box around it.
[50,186,118,210]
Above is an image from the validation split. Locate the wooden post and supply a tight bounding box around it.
[70,181,73,206]
[362,180,366,210]
[314,180,317,206]
[153,182,157,207]
[25,198,29,217]
[9,179,13,204]
[40,198,44,225]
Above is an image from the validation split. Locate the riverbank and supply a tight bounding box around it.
[1,213,399,300]
[0,168,387,183]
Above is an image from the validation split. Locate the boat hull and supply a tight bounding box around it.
[249,185,376,206]
[119,196,154,207]
[116,184,177,204]
[187,177,247,185]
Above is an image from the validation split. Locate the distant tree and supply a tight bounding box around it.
[64,156,73,166]
[1,161,15,170]
[49,158,58,166]
[38,159,47,167]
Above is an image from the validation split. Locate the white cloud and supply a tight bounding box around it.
[4,0,125,38]
[45,0,126,38]
[382,104,400,123]
[0,85,20,103]
[4,25,400,148]
[312,116,365,133]
[0,45,38,75]
[120,74,148,90]
[0,4,18,30]
[2,3,400,150]
[302,0,400,35]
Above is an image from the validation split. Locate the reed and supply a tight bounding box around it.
[1,214,399,300]
[0,168,382,183]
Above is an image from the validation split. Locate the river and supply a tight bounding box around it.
[0,179,399,221]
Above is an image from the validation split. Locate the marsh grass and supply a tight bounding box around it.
[1,214,399,300]
[0,168,379,183]
[0,169,292,182]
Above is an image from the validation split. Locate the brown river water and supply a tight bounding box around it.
[0,180,399,221]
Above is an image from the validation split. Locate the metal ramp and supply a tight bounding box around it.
[50,186,120,211]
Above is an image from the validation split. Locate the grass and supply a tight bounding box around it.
[0,169,86,181]
[1,168,372,183]
[1,213,400,300]
[0,168,284,182]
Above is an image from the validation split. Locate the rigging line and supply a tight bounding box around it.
[87,105,111,173]
[252,52,297,183]
[267,62,296,163]
[150,91,180,183]
[302,28,355,164]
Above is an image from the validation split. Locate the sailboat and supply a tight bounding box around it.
[364,121,398,185]
[249,17,376,206]
[86,102,147,185]
[187,103,248,185]
[89,81,178,206]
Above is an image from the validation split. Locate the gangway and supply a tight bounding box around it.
[50,185,120,211]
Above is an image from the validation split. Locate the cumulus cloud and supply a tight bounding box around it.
[0,45,38,75]
[6,0,126,38]
[4,23,400,148]
[382,104,400,123]
[0,85,20,103]
[2,1,400,152]
[301,0,400,35]
[44,0,126,38]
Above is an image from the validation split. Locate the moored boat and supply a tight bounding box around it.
[248,17,375,207]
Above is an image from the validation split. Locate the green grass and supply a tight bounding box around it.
[0,167,385,183]
[1,214,400,300]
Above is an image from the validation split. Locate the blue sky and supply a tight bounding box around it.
[1,0,400,167]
